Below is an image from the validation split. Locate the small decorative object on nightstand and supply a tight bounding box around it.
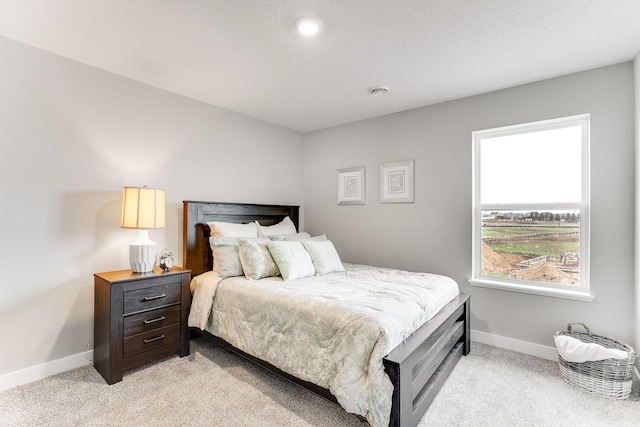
[158,249,174,271]
[93,266,191,385]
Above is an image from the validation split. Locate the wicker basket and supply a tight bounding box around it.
[553,323,635,399]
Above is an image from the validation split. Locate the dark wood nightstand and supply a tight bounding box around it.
[94,266,191,384]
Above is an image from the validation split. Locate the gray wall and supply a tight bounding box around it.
[635,52,640,351]
[303,63,636,349]
[0,36,304,377]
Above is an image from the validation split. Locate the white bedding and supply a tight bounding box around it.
[188,263,459,427]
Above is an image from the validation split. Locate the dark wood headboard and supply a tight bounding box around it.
[182,201,299,277]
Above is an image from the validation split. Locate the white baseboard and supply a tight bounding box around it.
[0,350,93,392]
[471,329,558,361]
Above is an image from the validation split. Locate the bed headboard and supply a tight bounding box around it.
[182,201,299,277]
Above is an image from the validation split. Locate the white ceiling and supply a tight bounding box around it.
[1,1,640,133]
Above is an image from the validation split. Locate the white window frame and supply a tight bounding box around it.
[471,114,592,301]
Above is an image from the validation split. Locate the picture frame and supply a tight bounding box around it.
[337,166,365,205]
[380,160,414,203]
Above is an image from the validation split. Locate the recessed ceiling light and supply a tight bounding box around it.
[369,86,390,96]
[294,16,322,37]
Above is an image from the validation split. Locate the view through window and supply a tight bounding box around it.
[481,209,580,285]
[472,115,590,296]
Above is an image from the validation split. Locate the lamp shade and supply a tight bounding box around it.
[120,187,165,229]
[120,186,165,273]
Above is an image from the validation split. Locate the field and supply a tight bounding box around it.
[482,225,579,257]
[482,225,578,239]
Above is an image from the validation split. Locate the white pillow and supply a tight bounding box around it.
[267,241,315,281]
[207,221,258,238]
[302,240,345,275]
[269,233,327,242]
[238,239,280,280]
[210,238,244,278]
[256,217,297,237]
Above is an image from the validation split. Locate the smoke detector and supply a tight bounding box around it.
[369,85,389,96]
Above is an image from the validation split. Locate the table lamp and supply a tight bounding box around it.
[120,186,166,273]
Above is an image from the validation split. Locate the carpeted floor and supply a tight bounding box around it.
[1,337,637,426]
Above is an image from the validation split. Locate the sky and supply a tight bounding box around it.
[480,125,582,205]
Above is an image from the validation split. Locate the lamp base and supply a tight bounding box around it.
[129,230,157,273]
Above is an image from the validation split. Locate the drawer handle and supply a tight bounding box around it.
[143,334,166,344]
[143,293,166,301]
[143,316,166,325]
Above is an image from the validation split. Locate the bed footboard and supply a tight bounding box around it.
[383,293,470,427]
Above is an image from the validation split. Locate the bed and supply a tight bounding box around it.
[183,200,470,427]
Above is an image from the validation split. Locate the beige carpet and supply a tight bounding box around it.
[1,337,638,426]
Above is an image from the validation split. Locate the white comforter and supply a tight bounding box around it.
[188,263,459,427]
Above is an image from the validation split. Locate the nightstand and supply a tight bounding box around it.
[94,266,191,384]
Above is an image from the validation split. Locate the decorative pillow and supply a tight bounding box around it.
[302,240,346,275]
[267,241,316,281]
[238,239,280,280]
[207,221,258,238]
[256,217,297,237]
[269,233,327,242]
[210,238,244,278]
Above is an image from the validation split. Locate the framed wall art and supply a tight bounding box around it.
[380,160,414,203]
[337,166,365,205]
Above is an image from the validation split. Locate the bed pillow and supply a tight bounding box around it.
[269,233,327,242]
[302,240,346,275]
[238,238,280,280]
[256,217,297,237]
[207,221,258,238]
[210,238,244,278]
[267,241,316,281]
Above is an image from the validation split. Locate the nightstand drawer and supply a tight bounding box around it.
[123,324,181,358]
[123,305,181,338]
[123,282,181,314]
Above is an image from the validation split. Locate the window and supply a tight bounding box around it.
[471,115,591,301]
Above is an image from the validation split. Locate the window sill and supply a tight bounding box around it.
[469,278,594,302]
